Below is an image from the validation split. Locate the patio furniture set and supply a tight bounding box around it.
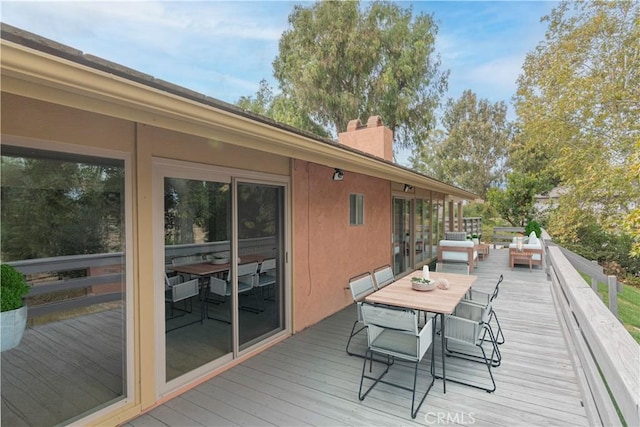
[164,254,275,329]
[347,264,504,418]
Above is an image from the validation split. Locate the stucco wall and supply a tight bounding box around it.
[292,160,391,332]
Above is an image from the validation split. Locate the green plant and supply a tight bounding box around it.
[1,264,30,312]
[525,220,542,238]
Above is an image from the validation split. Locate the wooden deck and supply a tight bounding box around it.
[125,249,590,426]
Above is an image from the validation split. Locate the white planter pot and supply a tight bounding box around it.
[1,305,28,352]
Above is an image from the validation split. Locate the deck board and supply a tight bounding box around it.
[126,249,589,426]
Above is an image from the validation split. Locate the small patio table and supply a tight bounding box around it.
[365,270,477,393]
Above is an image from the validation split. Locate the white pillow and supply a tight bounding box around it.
[528,231,539,246]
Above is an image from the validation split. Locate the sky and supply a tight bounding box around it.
[1,0,558,164]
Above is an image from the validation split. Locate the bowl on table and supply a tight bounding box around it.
[411,277,436,291]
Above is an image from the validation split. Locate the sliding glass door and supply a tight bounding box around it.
[393,197,412,275]
[156,160,288,390]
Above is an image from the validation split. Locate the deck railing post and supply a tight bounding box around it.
[591,261,599,293]
[607,275,618,319]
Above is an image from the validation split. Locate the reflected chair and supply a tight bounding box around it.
[443,307,500,392]
[373,265,394,289]
[165,278,202,332]
[359,302,435,419]
[206,262,259,323]
[171,255,203,281]
[462,274,505,344]
[255,258,276,310]
[346,272,376,357]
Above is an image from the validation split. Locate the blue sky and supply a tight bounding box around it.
[1,0,557,163]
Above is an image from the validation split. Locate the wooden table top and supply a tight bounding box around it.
[171,255,265,276]
[365,271,477,314]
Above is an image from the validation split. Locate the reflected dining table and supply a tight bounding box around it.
[365,270,477,393]
[170,254,266,278]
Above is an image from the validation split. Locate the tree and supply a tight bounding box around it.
[514,1,639,239]
[271,0,448,149]
[410,90,511,198]
[486,172,540,227]
[237,79,330,138]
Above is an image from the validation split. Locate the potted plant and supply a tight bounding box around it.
[1,264,31,351]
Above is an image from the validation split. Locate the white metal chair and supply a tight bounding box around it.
[443,307,500,392]
[206,261,259,322]
[346,272,376,357]
[256,258,276,310]
[171,255,203,281]
[373,264,394,289]
[359,302,435,419]
[462,274,505,344]
[165,278,202,332]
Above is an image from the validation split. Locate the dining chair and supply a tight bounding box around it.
[255,258,276,310]
[359,302,435,419]
[346,272,376,357]
[442,308,500,392]
[373,264,394,289]
[165,278,202,332]
[171,255,203,281]
[205,261,259,322]
[462,274,505,344]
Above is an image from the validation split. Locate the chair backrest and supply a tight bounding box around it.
[165,273,182,290]
[360,303,418,335]
[171,255,202,266]
[373,265,394,289]
[259,258,276,274]
[435,262,469,275]
[209,276,229,296]
[172,278,199,302]
[348,273,375,303]
[237,261,259,277]
[490,274,504,302]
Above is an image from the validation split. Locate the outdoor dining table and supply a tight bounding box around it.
[365,270,477,393]
[170,254,266,277]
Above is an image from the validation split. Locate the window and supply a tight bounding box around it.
[1,143,129,426]
[349,193,364,225]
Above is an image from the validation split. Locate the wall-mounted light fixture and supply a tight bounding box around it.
[332,168,344,181]
[403,184,414,192]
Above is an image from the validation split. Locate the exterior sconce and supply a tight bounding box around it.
[403,184,413,192]
[333,168,344,181]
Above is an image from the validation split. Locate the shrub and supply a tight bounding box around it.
[525,220,542,238]
[1,264,30,312]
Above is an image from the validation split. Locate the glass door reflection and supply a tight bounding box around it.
[164,177,231,382]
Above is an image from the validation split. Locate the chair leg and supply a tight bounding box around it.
[489,310,505,345]
[445,324,501,367]
[444,328,499,392]
[346,320,367,357]
[358,349,391,402]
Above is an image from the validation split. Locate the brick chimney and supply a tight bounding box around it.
[337,115,393,162]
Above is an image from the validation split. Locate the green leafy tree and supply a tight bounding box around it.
[271,0,448,149]
[514,1,640,240]
[237,79,330,138]
[411,90,511,198]
[486,172,540,227]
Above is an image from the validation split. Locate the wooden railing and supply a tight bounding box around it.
[544,231,639,426]
[462,217,482,237]
[491,226,524,247]
[7,237,277,320]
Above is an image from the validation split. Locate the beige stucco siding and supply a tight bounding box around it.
[293,159,391,332]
